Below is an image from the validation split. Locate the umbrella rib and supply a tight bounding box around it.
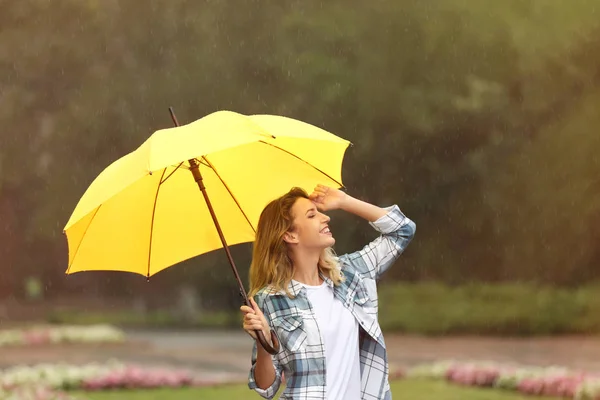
[160,161,184,184]
[65,205,102,274]
[160,159,209,185]
[258,140,345,188]
[147,168,167,278]
[201,156,256,234]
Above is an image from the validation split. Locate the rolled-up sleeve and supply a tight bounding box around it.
[339,205,415,280]
[247,292,283,399]
[248,341,283,399]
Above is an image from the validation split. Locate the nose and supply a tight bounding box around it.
[321,213,330,223]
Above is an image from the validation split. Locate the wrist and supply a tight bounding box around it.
[337,194,387,222]
[338,193,356,212]
[256,336,273,357]
[258,327,272,344]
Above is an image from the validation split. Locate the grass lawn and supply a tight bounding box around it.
[73,379,555,400]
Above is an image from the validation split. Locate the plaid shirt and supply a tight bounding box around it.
[248,205,416,399]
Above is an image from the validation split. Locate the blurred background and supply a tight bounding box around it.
[1,0,600,398]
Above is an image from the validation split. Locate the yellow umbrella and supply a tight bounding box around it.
[63,108,351,354]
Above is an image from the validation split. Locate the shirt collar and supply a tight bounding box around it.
[284,271,333,297]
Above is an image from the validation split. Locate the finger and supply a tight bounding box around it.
[314,199,327,209]
[243,319,256,328]
[240,305,254,314]
[244,322,264,331]
[249,298,263,315]
[315,185,329,194]
[309,192,321,201]
[243,316,262,326]
[246,312,260,320]
[245,314,260,324]
[247,316,266,328]
[245,316,267,332]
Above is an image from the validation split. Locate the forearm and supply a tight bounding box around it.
[340,195,388,222]
[337,204,415,280]
[254,344,277,389]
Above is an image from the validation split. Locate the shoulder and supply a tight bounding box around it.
[252,286,295,309]
[253,286,300,323]
[254,285,284,299]
[335,253,360,273]
[253,286,277,307]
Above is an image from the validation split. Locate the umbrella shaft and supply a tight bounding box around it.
[165,107,278,354]
[188,158,250,305]
[168,107,249,305]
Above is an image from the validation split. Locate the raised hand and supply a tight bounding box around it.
[309,184,348,212]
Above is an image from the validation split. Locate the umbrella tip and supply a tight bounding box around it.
[146,274,150,282]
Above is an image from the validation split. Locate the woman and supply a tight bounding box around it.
[240,185,416,400]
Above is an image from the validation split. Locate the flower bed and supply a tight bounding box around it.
[0,362,191,391]
[0,385,79,400]
[82,365,196,390]
[0,361,239,396]
[3,359,599,399]
[405,360,600,399]
[0,325,125,347]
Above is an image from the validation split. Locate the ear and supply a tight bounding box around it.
[283,231,298,244]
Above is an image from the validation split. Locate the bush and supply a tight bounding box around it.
[47,310,239,330]
[378,281,600,336]
[47,282,600,336]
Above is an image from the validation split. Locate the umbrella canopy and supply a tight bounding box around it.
[64,110,351,278]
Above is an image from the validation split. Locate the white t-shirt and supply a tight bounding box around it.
[300,280,361,400]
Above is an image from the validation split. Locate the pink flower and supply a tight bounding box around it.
[518,378,544,395]
[557,378,581,397]
[24,330,51,345]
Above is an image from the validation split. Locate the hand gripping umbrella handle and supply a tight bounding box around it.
[244,296,280,355]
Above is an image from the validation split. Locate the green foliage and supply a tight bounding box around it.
[47,309,239,330]
[378,282,600,335]
[485,90,600,285]
[1,0,599,302]
[47,282,600,336]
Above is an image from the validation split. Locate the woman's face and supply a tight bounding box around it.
[287,197,335,250]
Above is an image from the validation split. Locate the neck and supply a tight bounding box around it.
[290,249,322,286]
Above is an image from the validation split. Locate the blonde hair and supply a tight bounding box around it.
[249,187,343,298]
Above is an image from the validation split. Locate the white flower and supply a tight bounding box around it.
[0,325,125,349]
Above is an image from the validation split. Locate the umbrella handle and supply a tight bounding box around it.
[243,294,279,355]
[256,329,280,355]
